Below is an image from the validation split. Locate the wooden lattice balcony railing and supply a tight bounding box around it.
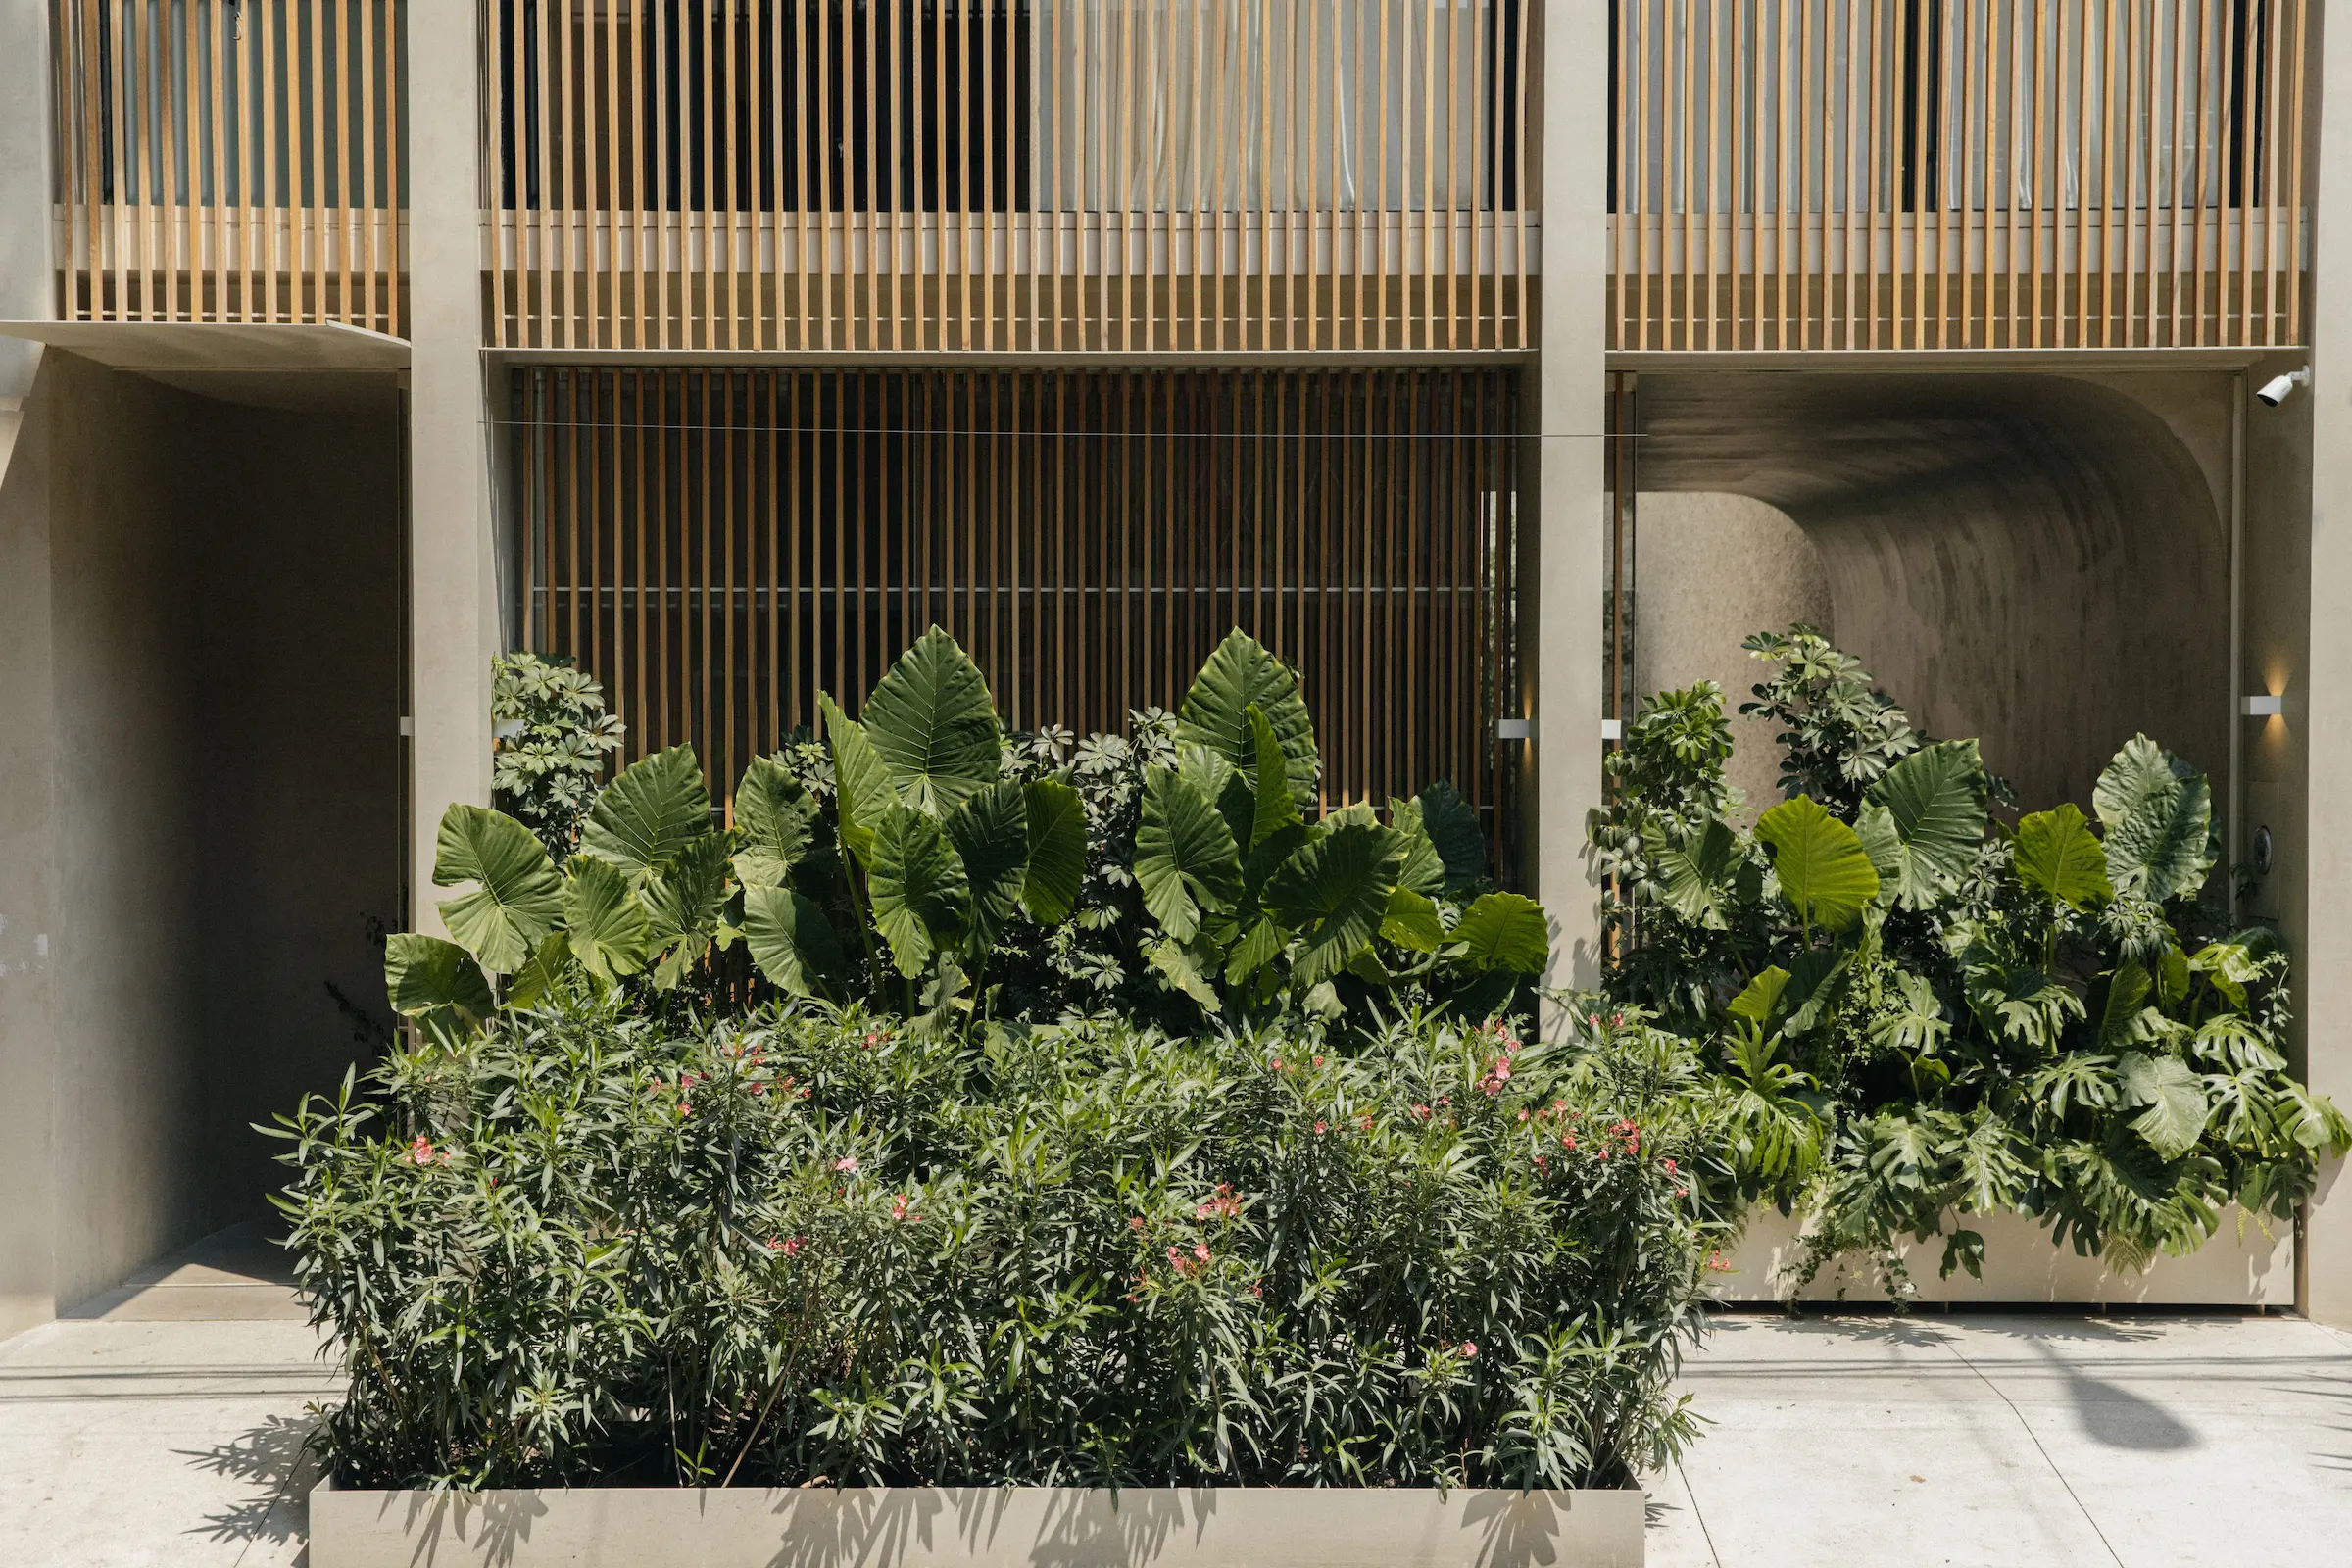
[49,0,408,335]
[1610,0,2312,353]
[485,1,1535,353]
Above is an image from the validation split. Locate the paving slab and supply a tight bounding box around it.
[1650,1310,2352,1568]
[0,1223,334,1568]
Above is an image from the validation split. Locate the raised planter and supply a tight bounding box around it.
[1712,1203,2292,1306]
[309,1480,1646,1568]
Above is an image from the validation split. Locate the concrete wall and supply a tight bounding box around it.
[1635,371,2231,813]
[1632,491,1834,815]
[0,351,399,1330]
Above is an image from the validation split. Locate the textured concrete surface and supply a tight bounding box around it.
[1649,1311,2352,1567]
[0,1222,333,1567]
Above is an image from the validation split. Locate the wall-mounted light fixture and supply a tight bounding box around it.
[1496,717,1533,741]
[2241,694,2285,717]
[1600,718,1623,742]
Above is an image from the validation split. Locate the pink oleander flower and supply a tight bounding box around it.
[409,1136,434,1166]
[1410,1103,1432,1120]
[1314,1120,1328,1135]
[890,1194,918,1222]
[1517,1109,1530,1122]
[1312,1055,1325,1068]
[1269,1057,1284,1071]
[834,1155,859,1173]
[783,1237,805,1257]
[1562,1134,1577,1150]
[1130,1216,1147,1231]
[1193,1244,1210,1263]
[1459,1342,1478,1359]
[1663,1158,1677,1173]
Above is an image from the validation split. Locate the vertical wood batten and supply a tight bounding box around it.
[515,366,1521,847]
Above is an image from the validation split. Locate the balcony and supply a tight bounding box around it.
[484,0,1535,354]
[1608,0,2311,354]
[49,0,409,337]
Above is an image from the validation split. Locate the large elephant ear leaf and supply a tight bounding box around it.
[383,933,495,1030]
[1651,816,1742,929]
[1264,822,1407,984]
[1176,629,1318,811]
[1449,891,1550,974]
[2094,735,2216,903]
[1414,780,1489,893]
[2119,1051,2209,1160]
[1386,798,1448,899]
[1755,795,1880,935]
[433,804,564,973]
[866,804,972,977]
[1864,739,1990,908]
[1381,886,1446,953]
[1134,766,1245,942]
[733,755,820,889]
[1727,965,1792,1026]
[741,884,842,999]
[563,854,655,983]
[942,781,1030,949]
[859,625,1002,813]
[820,692,897,865]
[1020,779,1089,925]
[577,745,711,878]
[2014,803,2113,909]
[638,832,734,945]
[1245,704,1303,850]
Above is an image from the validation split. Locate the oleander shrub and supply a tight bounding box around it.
[272,1002,1707,1492]
[1589,626,2350,1294]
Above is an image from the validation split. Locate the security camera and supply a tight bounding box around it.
[2256,367,2310,407]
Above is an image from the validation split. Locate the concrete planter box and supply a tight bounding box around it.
[309,1480,1646,1568]
[1712,1203,2292,1306]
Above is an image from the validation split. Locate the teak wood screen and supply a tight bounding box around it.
[487,0,1533,352]
[49,0,408,333]
[1610,0,2311,351]
[515,365,1523,855]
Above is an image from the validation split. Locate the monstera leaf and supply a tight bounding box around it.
[1176,630,1318,812]
[865,804,972,977]
[2119,1051,2210,1161]
[433,804,564,973]
[1863,740,1989,908]
[942,781,1030,949]
[2014,803,2112,909]
[577,746,711,879]
[1448,892,1549,974]
[383,933,495,1030]
[1263,823,1407,983]
[1134,766,1245,942]
[1020,780,1089,925]
[2094,736,2215,904]
[859,626,1002,813]
[741,884,843,998]
[562,854,654,984]
[732,755,820,888]
[1756,795,1880,936]
[820,692,898,864]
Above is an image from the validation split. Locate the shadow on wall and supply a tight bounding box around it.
[1635,372,2229,811]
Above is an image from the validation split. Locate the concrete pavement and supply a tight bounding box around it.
[1649,1310,2352,1567]
[0,1220,333,1567]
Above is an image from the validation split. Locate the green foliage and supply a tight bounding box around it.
[490,652,627,859]
[1590,626,2350,1295]
[271,1004,1705,1492]
[393,627,1537,1044]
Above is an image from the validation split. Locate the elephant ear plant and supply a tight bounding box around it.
[1590,626,2351,1295]
[386,626,1545,1038]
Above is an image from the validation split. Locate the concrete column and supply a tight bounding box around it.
[2302,2,2352,1325]
[406,0,500,932]
[1531,0,1609,989]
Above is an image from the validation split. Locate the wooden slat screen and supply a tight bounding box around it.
[487,1,1533,353]
[1610,0,2310,351]
[49,0,408,333]
[515,365,1523,854]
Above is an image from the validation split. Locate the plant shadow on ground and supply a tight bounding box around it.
[180,1411,318,1562]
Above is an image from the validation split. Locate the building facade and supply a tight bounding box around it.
[1,0,2347,1329]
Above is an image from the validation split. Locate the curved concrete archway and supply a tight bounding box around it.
[1635,372,2229,811]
